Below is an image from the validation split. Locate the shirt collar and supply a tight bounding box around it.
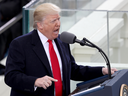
[37,29,48,45]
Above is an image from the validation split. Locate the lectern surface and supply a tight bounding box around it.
[70,69,128,96]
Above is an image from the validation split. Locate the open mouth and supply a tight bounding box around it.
[54,29,59,32]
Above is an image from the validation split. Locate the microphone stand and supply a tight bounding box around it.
[78,38,112,79]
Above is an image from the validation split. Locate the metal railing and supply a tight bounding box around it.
[0,13,22,34]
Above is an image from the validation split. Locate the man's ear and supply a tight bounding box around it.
[37,22,43,29]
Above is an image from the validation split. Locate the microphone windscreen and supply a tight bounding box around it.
[60,32,76,44]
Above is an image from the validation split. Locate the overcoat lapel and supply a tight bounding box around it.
[54,38,68,93]
[31,30,68,94]
[31,30,53,76]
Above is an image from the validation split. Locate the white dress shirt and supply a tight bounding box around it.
[37,30,63,78]
[36,30,63,95]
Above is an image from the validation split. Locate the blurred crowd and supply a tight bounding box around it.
[0,0,31,75]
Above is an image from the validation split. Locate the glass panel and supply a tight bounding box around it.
[108,11,128,65]
[23,0,128,66]
[23,0,107,34]
[22,0,40,34]
[41,0,106,9]
[23,1,109,64]
[60,10,108,63]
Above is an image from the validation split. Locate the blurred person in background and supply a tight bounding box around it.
[0,0,31,75]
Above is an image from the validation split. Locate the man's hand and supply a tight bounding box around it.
[102,67,118,75]
[34,75,58,89]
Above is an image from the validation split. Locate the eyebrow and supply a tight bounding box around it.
[50,17,60,23]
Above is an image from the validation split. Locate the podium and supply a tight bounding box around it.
[70,69,128,96]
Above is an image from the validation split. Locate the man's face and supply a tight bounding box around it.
[40,14,60,40]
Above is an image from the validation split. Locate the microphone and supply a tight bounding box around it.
[60,31,84,45]
[60,31,112,79]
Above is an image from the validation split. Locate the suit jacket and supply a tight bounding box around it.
[5,29,103,96]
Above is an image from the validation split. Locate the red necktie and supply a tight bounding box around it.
[48,40,62,96]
